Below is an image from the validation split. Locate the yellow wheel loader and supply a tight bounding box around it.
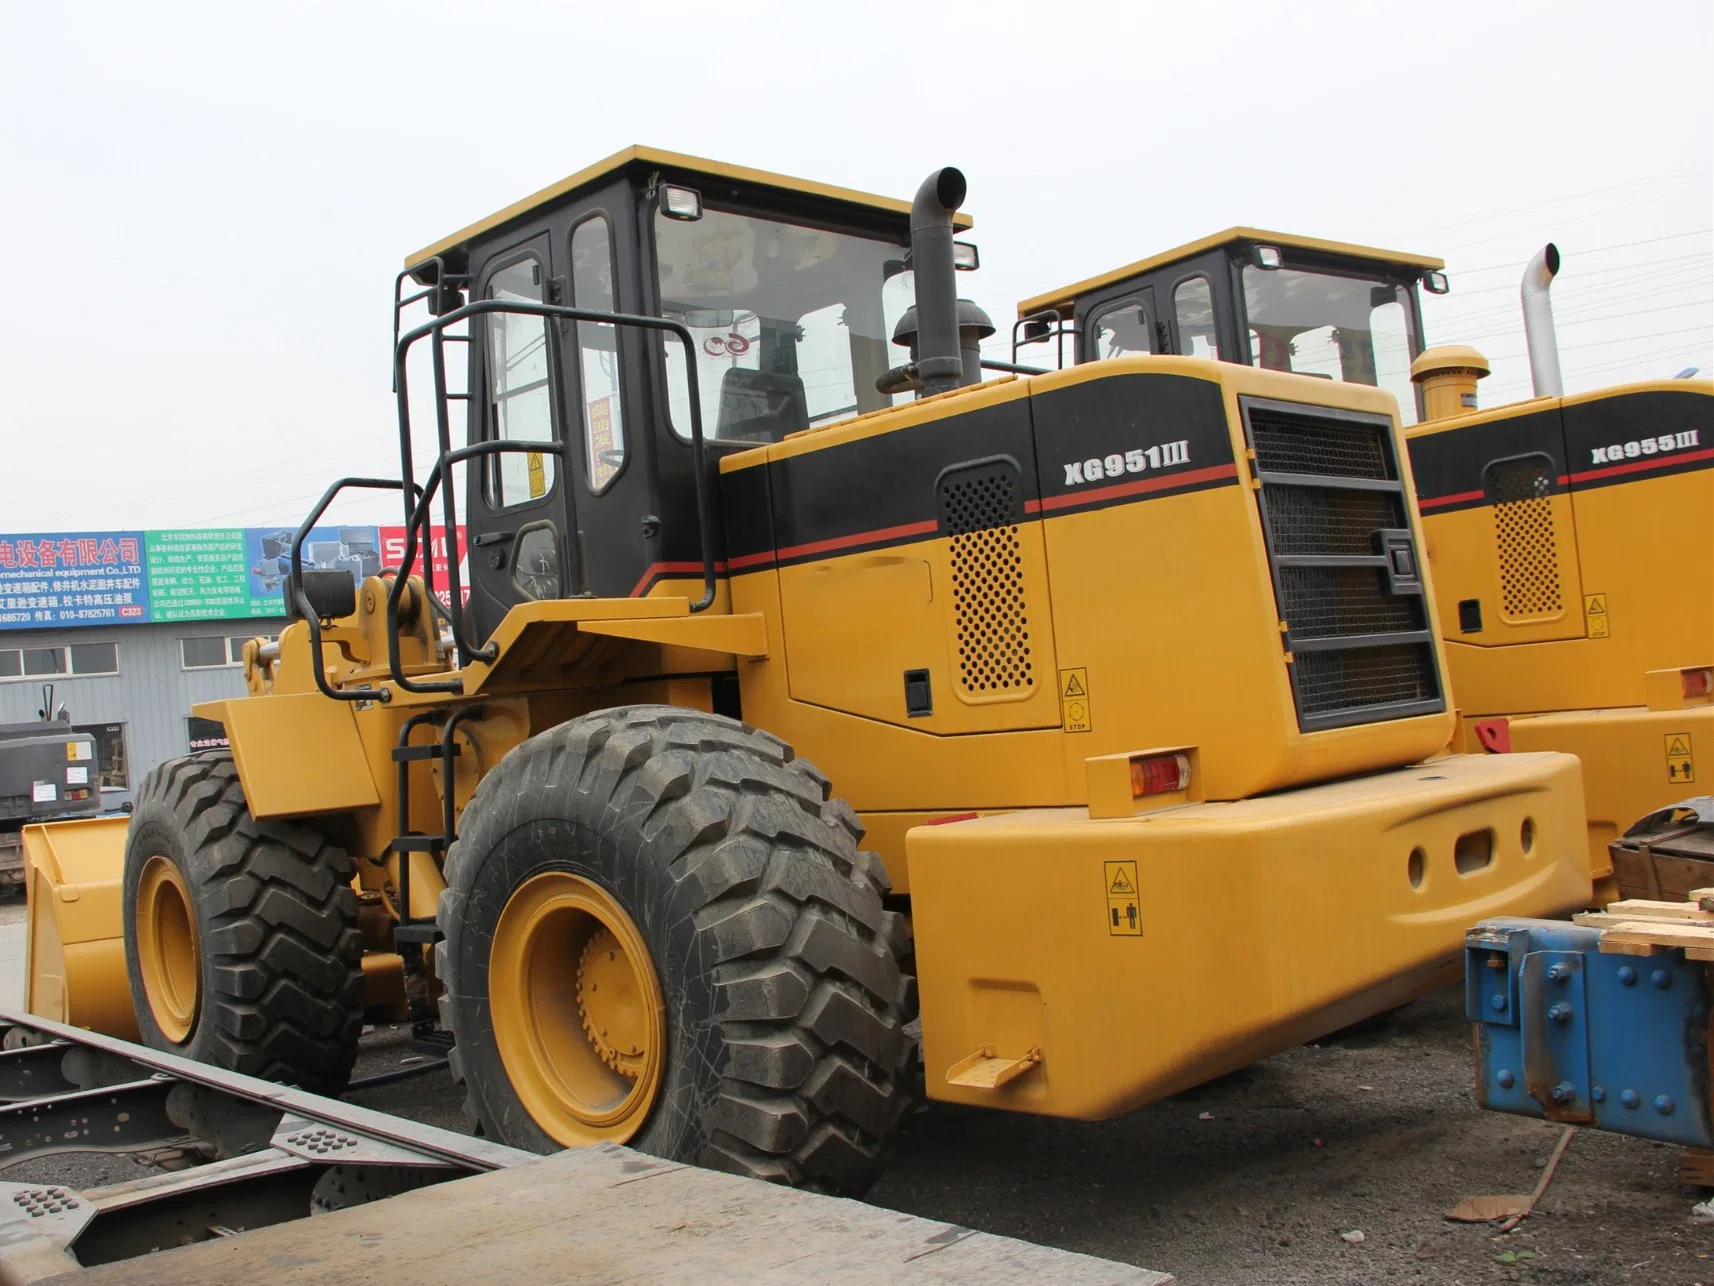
[1018,231,1713,902]
[24,150,1591,1195]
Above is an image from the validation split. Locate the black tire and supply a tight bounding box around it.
[436,705,912,1194]
[122,751,364,1094]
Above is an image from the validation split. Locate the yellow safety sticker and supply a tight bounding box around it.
[1583,592,1610,638]
[1060,667,1092,734]
[65,741,91,762]
[1666,732,1695,785]
[526,452,546,499]
[1104,860,1140,936]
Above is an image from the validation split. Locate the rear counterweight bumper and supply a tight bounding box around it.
[909,751,1590,1118]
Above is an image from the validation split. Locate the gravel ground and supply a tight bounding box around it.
[6,881,1707,1285]
[340,987,1711,1285]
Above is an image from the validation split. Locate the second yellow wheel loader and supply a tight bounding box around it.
[1018,230,1713,901]
[23,150,1591,1194]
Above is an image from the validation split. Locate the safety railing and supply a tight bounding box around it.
[288,297,715,703]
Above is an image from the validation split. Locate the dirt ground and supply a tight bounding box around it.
[6,880,1707,1283]
[343,986,1711,1285]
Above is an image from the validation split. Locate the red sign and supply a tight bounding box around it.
[378,526,468,606]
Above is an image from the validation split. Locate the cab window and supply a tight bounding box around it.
[1242,266,1418,422]
[570,215,627,491]
[484,257,557,508]
[1090,297,1154,359]
[1173,277,1222,360]
[655,205,911,445]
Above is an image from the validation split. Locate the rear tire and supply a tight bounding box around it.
[122,751,364,1094]
[437,705,912,1195]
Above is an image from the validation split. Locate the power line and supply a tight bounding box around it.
[1377,164,1711,239]
[1450,230,1713,276]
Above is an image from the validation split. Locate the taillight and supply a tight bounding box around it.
[1684,667,1713,699]
[1130,753,1191,798]
[64,787,91,801]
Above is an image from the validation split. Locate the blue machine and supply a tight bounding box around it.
[1467,916,1712,1149]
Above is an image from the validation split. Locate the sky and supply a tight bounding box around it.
[1,0,1709,532]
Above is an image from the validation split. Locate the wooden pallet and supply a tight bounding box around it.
[1572,887,1714,961]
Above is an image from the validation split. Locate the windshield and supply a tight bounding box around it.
[1242,265,1420,423]
[654,206,915,443]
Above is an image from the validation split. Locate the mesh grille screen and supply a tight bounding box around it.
[940,463,1034,696]
[1266,488,1410,557]
[1487,459,1563,617]
[1278,566,1427,639]
[1250,408,1393,480]
[1292,645,1439,718]
[1245,399,1443,729]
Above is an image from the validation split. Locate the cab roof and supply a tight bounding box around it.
[405,145,976,271]
[1017,226,1445,318]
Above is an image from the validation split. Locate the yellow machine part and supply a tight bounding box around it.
[1456,700,1714,881]
[909,750,1588,1119]
[20,817,137,1041]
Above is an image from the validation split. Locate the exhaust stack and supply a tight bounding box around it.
[907,167,968,398]
[1521,243,1563,399]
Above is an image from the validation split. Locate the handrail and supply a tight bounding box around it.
[392,299,717,673]
[383,438,563,692]
[289,476,423,704]
[290,297,718,706]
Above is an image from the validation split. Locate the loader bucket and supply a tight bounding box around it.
[21,817,138,1041]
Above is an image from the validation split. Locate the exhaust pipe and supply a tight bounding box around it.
[1521,243,1563,398]
[908,167,968,398]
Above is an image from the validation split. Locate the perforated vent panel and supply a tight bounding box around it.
[1486,458,1563,618]
[939,461,1034,696]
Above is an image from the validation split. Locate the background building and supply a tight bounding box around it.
[0,525,462,798]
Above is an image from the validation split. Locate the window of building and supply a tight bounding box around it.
[73,722,129,789]
[0,643,120,680]
[571,215,627,492]
[180,636,228,669]
[180,634,271,670]
[484,255,558,509]
[1173,277,1222,360]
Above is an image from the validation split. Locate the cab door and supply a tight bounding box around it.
[465,232,578,643]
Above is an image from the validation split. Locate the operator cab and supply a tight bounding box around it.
[1016,229,1446,424]
[398,147,973,642]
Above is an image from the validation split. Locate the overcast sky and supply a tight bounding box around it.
[1,0,1708,532]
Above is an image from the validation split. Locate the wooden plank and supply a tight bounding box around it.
[1593,899,1714,922]
[1595,918,1714,956]
[1683,1147,1714,1189]
[49,1143,1171,1285]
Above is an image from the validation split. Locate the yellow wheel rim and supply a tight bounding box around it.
[135,855,201,1044]
[489,872,666,1146]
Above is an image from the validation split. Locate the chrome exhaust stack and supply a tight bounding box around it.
[1521,243,1563,399]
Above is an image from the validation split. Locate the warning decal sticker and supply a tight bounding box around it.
[1060,668,1092,734]
[1665,732,1695,785]
[1583,592,1609,638]
[1104,860,1141,937]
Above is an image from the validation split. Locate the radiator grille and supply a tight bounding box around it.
[1277,566,1426,640]
[1244,399,1443,731]
[1486,457,1563,618]
[1250,411,1393,480]
[1266,488,1410,557]
[939,461,1034,696]
[1292,646,1440,719]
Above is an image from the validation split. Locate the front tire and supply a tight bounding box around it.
[122,751,364,1094]
[437,706,911,1194]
